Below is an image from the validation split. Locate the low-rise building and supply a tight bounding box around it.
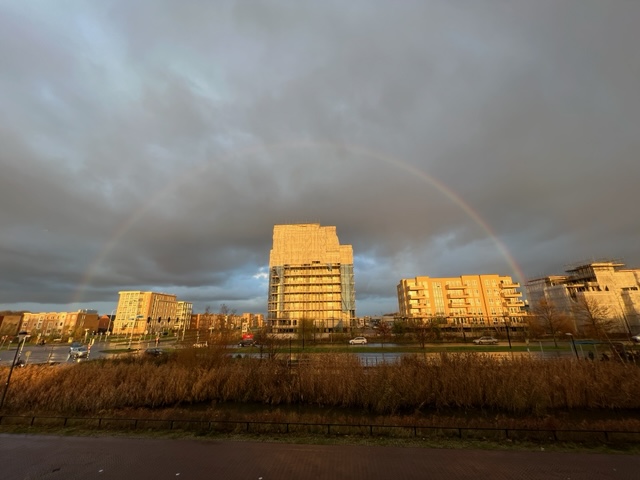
[19,310,99,338]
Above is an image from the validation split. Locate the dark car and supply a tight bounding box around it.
[238,338,256,347]
[145,348,163,356]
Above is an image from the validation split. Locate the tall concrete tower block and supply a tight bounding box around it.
[268,224,355,334]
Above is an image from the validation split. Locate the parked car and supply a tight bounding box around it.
[145,348,163,356]
[238,338,256,347]
[473,336,499,345]
[69,344,89,358]
[631,335,640,343]
[349,336,367,345]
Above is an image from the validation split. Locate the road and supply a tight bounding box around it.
[0,434,638,479]
[0,341,156,367]
[0,340,581,367]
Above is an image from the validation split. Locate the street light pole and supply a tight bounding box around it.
[504,317,512,349]
[106,309,115,337]
[1,332,27,409]
[566,333,579,360]
[127,318,135,349]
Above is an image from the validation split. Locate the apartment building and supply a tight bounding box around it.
[176,301,194,334]
[397,274,526,326]
[113,291,179,335]
[526,261,640,334]
[240,312,265,331]
[20,310,99,338]
[268,223,356,335]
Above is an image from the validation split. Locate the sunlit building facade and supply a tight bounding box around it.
[176,301,194,334]
[397,274,526,326]
[20,310,99,338]
[526,261,640,334]
[268,224,356,334]
[113,291,178,335]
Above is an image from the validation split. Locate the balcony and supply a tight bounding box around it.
[500,282,520,288]
[504,300,525,307]
[502,291,522,298]
[446,284,465,290]
[447,292,466,299]
[408,293,426,299]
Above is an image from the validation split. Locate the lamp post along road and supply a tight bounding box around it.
[106,309,115,338]
[1,332,28,409]
[566,333,579,360]
[504,317,512,349]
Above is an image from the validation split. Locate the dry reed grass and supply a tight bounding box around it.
[3,352,639,418]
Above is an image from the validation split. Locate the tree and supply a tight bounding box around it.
[531,298,574,347]
[409,319,429,349]
[572,296,615,340]
[297,318,315,347]
[253,328,282,361]
[209,304,237,346]
[392,320,407,337]
[376,321,392,348]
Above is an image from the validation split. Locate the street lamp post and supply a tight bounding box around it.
[1,332,27,409]
[566,333,579,360]
[127,318,135,349]
[181,315,187,342]
[106,309,115,338]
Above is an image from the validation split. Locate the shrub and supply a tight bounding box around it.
[4,353,639,415]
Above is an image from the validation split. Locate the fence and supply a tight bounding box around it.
[1,414,639,444]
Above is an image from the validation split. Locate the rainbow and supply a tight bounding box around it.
[72,141,525,304]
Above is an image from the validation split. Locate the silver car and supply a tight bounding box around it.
[473,336,499,345]
[69,343,89,358]
[349,337,367,345]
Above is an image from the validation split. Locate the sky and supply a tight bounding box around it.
[1,0,639,317]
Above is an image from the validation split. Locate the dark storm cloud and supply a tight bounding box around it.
[1,1,639,315]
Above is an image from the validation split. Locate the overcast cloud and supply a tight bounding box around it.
[1,0,639,316]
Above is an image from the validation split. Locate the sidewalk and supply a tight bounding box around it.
[1,434,637,479]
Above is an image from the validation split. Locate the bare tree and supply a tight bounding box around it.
[392,320,407,338]
[296,318,316,347]
[210,304,237,347]
[572,296,616,340]
[376,321,392,348]
[531,298,574,347]
[409,319,429,349]
[254,327,282,361]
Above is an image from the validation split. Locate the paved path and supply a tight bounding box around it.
[0,434,638,479]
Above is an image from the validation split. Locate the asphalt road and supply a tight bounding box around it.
[0,434,638,479]
[0,340,581,368]
[0,343,114,366]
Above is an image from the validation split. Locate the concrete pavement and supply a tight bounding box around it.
[0,434,638,479]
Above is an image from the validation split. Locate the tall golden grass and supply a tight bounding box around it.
[3,351,639,416]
